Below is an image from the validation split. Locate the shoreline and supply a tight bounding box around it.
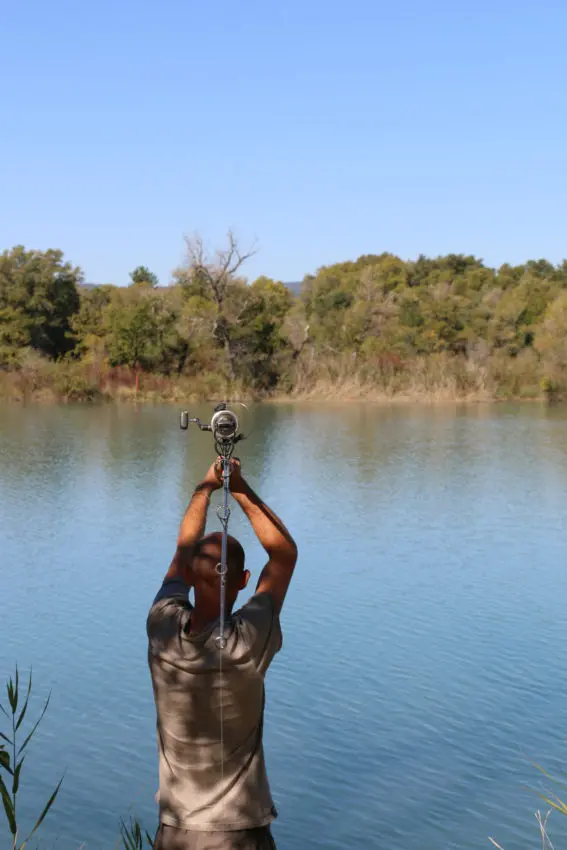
[1,362,563,407]
[0,385,560,407]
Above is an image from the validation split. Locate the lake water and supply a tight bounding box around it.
[2,402,567,850]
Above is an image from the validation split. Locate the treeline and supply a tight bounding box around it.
[2,235,567,402]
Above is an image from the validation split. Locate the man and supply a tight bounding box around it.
[147,457,298,850]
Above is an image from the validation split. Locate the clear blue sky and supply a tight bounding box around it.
[2,0,566,285]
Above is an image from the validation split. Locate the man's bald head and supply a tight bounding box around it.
[192,532,246,591]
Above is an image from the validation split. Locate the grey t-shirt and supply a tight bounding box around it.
[147,581,282,832]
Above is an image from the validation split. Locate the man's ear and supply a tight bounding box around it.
[240,569,251,590]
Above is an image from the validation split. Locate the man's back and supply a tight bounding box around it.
[147,584,282,832]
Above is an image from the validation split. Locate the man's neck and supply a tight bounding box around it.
[190,603,233,634]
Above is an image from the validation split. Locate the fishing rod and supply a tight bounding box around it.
[180,403,245,649]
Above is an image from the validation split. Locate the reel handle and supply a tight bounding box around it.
[179,411,212,431]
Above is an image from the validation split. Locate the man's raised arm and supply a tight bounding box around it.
[229,461,298,614]
[163,461,222,585]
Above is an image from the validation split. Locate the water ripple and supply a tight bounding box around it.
[3,403,567,849]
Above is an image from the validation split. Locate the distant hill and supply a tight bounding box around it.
[80,280,303,294]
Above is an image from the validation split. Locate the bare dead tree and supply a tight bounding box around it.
[182,230,257,381]
[183,229,257,310]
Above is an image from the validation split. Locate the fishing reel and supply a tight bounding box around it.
[180,403,244,457]
[180,401,250,652]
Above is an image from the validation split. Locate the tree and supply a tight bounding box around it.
[129,266,159,287]
[104,288,159,371]
[70,285,114,361]
[150,288,186,375]
[535,291,567,379]
[231,277,294,389]
[0,246,81,365]
[103,286,185,377]
[178,230,257,381]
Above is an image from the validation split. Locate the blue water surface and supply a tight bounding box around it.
[2,402,567,850]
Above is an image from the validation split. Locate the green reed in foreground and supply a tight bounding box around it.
[0,667,62,850]
[0,667,155,849]
[489,760,567,849]
[120,816,155,849]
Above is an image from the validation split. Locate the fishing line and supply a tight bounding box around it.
[180,403,245,785]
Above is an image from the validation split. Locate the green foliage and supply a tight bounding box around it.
[535,291,567,370]
[231,278,293,389]
[70,284,114,361]
[1,665,160,848]
[0,667,63,850]
[0,246,82,366]
[120,816,155,849]
[103,287,184,373]
[4,240,567,400]
[130,266,159,288]
[105,290,158,370]
[490,759,567,849]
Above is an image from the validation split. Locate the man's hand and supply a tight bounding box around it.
[201,458,223,492]
[227,458,245,493]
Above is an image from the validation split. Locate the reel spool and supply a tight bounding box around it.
[211,408,238,443]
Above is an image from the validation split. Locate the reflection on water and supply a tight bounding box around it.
[2,402,567,849]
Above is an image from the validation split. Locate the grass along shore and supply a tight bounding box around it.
[0,351,564,405]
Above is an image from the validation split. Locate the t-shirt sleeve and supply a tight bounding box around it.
[152,579,190,606]
[235,592,283,674]
[146,580,192,642]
